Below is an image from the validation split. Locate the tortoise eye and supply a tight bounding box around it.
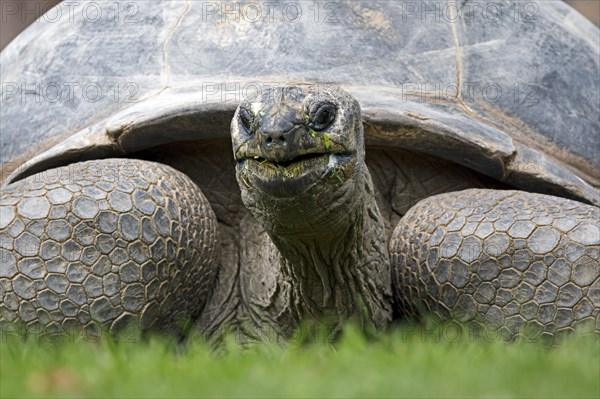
[239,108,253,132]
[310,103,336,131]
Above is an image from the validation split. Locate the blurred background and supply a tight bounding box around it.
[0,0,599,50]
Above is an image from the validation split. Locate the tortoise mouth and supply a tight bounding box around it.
[250,152,327,168]
[237,151,354,197]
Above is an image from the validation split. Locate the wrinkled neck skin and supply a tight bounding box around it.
[242,160,392,338]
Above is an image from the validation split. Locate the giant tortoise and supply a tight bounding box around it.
[0,1,598,342]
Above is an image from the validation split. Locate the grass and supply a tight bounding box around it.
[0,323,598,399]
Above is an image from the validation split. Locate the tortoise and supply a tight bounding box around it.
[0,1,598,342]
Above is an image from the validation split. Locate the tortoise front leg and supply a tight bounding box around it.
[390,189,599,340]
[0,159,219,336]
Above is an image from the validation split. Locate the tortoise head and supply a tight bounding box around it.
[232,84,363,196]
[231,84,366,234]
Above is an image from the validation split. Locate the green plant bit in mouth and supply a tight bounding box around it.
[323,134,331,150]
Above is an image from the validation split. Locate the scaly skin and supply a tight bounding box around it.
[231,85,392,340]
[391,189,600,339]
[0,159,218,336]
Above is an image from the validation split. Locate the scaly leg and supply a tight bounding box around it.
[0,159,218,336]
[391,189,599,340]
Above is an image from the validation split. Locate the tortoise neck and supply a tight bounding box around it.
[267,170,392,334]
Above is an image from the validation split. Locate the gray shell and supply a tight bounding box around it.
[1,1,598,204]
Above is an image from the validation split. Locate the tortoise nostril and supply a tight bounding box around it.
[263,133,287,148]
